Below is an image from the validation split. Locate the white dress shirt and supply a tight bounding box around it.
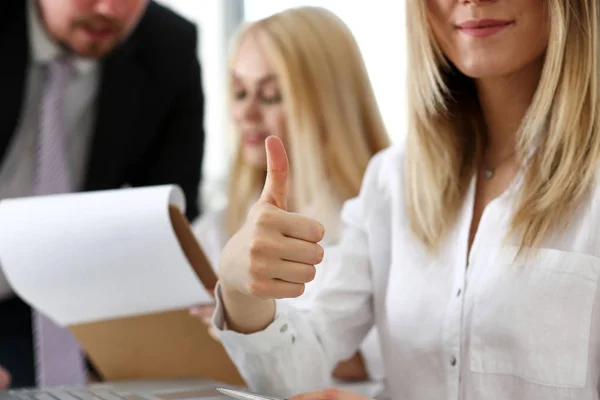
[213,144,600,400]
[194,208,386,397]
[0,0,99,300]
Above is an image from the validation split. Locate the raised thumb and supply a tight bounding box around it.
[260,136,289,210]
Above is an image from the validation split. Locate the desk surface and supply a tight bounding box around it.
[92,377,236,400]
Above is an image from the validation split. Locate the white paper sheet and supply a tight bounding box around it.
[0,185,213,326]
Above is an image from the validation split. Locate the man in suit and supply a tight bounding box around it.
[0,0,205,389]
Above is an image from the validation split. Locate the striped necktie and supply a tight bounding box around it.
[32,58,87,388]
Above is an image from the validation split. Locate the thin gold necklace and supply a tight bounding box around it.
[483,151,515,180]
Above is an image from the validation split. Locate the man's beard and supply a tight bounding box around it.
[61,27,122,58]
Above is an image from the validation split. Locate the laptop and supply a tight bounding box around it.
[0,378,238,400]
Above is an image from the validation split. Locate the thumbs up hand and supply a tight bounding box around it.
[219,136,325,305]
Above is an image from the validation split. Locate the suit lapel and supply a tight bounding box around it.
[0,2,29,164]
[84,39,145,190]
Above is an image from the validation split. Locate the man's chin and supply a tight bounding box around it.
[68,39,119,59]
[79,49,111,59]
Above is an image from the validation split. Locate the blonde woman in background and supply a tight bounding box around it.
[211,0,600,399]
[191,6,390,393]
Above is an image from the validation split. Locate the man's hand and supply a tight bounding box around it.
[332,352,369,381]
[0,365,11,389]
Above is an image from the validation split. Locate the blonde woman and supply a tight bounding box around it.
[191,6,390,391]
[211,0,600,399]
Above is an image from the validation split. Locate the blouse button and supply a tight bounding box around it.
[450,356,457,367]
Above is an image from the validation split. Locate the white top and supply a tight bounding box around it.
[0,0,99,300]
[193,208,386,397]
[213,144,600,400]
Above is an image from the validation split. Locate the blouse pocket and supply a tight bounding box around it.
[468,247,600,388]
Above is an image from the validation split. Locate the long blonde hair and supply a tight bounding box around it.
[226,7,390,236]
[406,0,600,251]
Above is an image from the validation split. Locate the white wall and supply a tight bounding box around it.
[156,0,239,212]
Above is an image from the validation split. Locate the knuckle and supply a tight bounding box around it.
[302,265,317,283]
[315,245,325,264]
[290,284,305,298]
[248,258,266,277]
[313,221,326,242]
[255,207,277,228]
[248,280,266,297]
[248,237,268,258]
[306,244,324,265]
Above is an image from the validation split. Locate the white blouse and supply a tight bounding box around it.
[192,208,386,396]
[213,144,600,400]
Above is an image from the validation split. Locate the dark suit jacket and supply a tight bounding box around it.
[0,1,205,387]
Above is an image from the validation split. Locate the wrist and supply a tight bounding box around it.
[219,282,276,334]
[219,281,247,302]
